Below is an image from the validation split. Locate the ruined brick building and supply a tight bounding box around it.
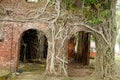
[0,0,91,76]
[0,0,50,72]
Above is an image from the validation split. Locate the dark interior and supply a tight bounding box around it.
[19,29,48,63]
[68,31,90,65]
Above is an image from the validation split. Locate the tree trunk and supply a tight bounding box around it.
[44,0,117,78]
[45,38,68,76]
[45,25,68,76]
[74,32,90,65]
[95,35,116,80]
[94,1,117,79]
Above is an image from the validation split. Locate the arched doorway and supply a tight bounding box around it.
[68,31,90,64]
[18,29,48,73]
[67,31,95,77]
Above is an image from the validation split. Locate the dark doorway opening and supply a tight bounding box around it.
[18,29,48,73]
[68,31,90,64]
[19,29,48,63]
[67,31,95,77]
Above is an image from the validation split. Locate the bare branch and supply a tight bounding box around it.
[56,56,68,64]
[74,23,110,45]
[55,27,63,38]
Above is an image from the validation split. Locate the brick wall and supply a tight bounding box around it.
[0,21,48,71]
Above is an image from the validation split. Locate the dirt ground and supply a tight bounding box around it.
[12,60,96,80]
[10,58,120,80]
[67,61,94,77]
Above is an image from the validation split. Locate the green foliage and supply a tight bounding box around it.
[83,0,111,25]
[64,0,75,11]
[116,11,120,44]
[101,10,109,17]
[115,56,120,61]
[117,31,120,44]
[88,19,102,25]
[64,0,111,25]
[84,0,98,4]
[90,35,95,42]
[116,11,120,24]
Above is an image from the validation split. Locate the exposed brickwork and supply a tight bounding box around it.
[0,0,53,72]
[0,0,89,75]
[0,21,48,71]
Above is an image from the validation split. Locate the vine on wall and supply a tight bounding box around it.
[0,0,118,79]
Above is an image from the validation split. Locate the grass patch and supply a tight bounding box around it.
[18,63,46,74]
[0,70,11,80]
[115,56,120,61]
[19,64,33,71]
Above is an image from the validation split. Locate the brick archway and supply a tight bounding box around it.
[0,21,49,71]
[16,23,49,71]
[67,26,94,77]
[19,29,48,63]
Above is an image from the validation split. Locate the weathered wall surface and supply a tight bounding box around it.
[0,0,89,75]
[0,0,50,71]
[0,0,55,21]
[0,21,48,71]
